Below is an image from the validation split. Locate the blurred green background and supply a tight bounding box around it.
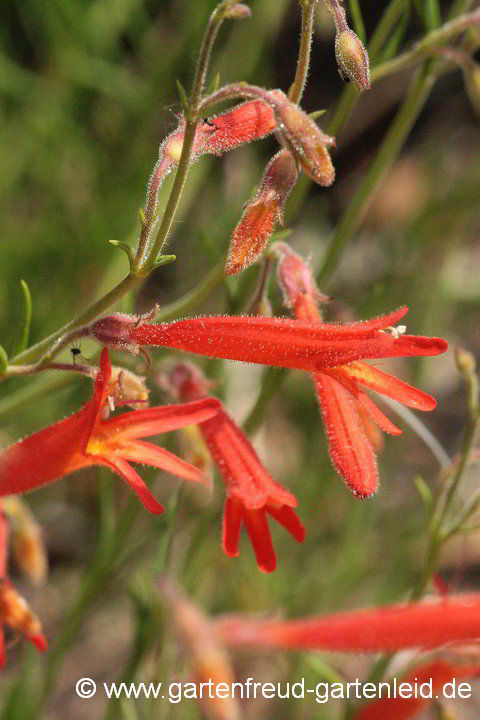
[1,0,480,718]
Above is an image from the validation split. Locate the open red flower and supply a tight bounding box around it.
[275,242,445,496]
[79,300,446,499]
[164,363,305,572]
[0,349,220,514]
[91,308,446,373]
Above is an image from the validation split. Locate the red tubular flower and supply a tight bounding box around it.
[125,310,446,375]
[0,349,220,514]
[225,149,299,275]
[214,594,480,652]
[354,660,480,720]
[157,100,276,181]
[274,243,445,496]
[164,363,305,572]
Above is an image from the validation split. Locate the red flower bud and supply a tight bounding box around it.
[269,90,335,186]
[224,3,251,20]
[335,29,371,91]
[226,149,299,275]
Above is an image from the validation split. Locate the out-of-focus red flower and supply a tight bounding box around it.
[3,497,48,585]
[275,242,443,496]
[163,363,305,572]
[214,594,480,652]
[0,349,220,514]
[354,659,480,720]
[225,149,299,275]
[158,578,240,720]
[0,504,47,667]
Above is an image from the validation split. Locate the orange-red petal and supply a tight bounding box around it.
[314,372,378,497]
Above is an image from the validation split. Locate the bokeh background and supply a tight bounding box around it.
[1,0,480,717]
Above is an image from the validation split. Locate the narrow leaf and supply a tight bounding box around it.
[413,474,433,512]
[109,240,135,268]
[348,0,366,42]
[378,6,411,63]
[11,280,32,356]
[175,79,189,114]
[153,254,176,270]
[209,72,221,94]
[424,0,441,30]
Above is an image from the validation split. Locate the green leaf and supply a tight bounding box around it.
[175,79,189,114]
[348,0,366,43]
[0,344,8,372]
[379,5,411,63]
[153,254,176,270]
[11,280,32,356]
[209,72,221,94]
[309,108,327,120]
[109,239,135,268]
[414,475,433,512]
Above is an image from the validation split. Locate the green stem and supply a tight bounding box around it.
[289,0,318,104]
[371,8,480,83]
[190,0,237,110]
[318,64,435,285]
[8,273,140,368]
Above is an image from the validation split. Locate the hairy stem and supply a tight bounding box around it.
[289,0,318,104]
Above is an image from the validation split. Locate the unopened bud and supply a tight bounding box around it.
[273,240,327,318]
[226,149,299,275]
[335,29,371,91]
[269,90,335,186]
[107,367,149,410]
[3,497,48,584]
[455,346,477,376]
[159,361,213,402]
[274,242,329,318]
[224,4,251,20]
[158,578,240,720]
[0,581,47,657]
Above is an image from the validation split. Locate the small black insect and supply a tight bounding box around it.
[70,345,82,364]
